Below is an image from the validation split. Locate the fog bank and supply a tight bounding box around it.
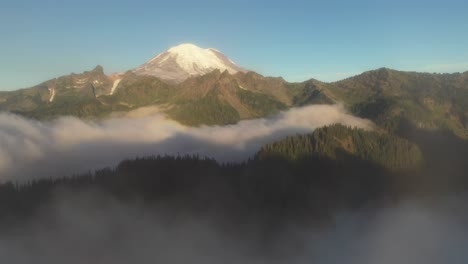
[0,105,372,181]
[1,191,467,264]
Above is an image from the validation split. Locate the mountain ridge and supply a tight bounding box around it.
[0,45,467,138]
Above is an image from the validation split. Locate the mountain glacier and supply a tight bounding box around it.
[134,43,247,83]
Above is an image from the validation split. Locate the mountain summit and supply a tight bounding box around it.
[133,43,247,83]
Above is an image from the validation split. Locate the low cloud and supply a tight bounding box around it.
[1,190,467,264]
[0,104,373,181]
[2,105,467,264]
[288,196,468,264]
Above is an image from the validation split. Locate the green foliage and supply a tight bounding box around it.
[110,76,175,106]
[0,123,466,227]
[168,92,240,126]
[289,81,334,106]
[32,97,111,119]
[0,153,394,225]
[237,89,287,116]
[257,124,423,169]
[328,69,468,138]
[351,97,394,120]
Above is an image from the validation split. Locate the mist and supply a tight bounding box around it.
[0,104,372,181]
[1,188,468,264]
[2,105,468,264]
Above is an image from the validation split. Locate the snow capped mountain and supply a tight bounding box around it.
[134,43,247,83]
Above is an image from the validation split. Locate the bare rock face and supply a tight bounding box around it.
[133,43,247,84]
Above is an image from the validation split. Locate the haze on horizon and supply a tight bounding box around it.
[0,0,467,90]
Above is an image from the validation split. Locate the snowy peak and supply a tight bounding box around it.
[166,44,239,75]
[134,43,247,83]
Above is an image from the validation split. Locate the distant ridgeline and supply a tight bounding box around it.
[328,68,468,139]
[1,66,466,138]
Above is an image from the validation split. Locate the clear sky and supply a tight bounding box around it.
[1,0,467,90]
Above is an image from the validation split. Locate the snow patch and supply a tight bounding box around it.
[238,84,248,90]
[110,79,122,95]
[48,88,56,103]
[166,43,240,75]
[134,43,247,83]
[75,79,88,84]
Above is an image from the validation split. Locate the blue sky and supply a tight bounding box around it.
[1,0,467,90]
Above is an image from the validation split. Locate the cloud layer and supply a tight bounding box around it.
[1,191,468,264]
[2,105,467,264]
[0,104,373,181]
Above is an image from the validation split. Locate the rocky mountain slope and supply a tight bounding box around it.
[328,68,468,138]
[0,45,467,138]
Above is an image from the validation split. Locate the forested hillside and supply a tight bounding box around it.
[256,124,423,169]
[329,68,468,138]
[1,124,465,229]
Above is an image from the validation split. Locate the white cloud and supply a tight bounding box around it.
[0,105,373,181]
